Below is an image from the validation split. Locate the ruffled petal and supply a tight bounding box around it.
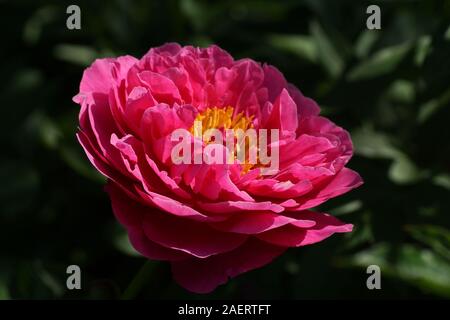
[257,211,353,247]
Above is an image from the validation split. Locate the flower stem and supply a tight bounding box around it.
[121,260,156,300]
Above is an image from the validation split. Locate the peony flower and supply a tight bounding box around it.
[73,43,363,293]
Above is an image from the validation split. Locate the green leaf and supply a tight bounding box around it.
[354,30,380,59]
[341,243,450,298]
[35,261,64,297]
[433,173,450,190]
[445,25,450,41]
[347,43,411,81]
[385,80,415,104]
[353,127,425,184]
[0,280,9,300]
[22,6,58,45]
[26,112,62,149]
[343,211,374,250]
[352,127,399,159]
[330,200,363,216]
[388,153,424,185]
[53,44,100,67]
[417,88,450,123]
[310,21,344,78]
[268,34,318,63]
[180,0,209,32]
[405,225,450,260]
[415,35,432,66]
[8,69,43,93]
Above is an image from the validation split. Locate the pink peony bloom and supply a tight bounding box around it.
[73,43,363,293]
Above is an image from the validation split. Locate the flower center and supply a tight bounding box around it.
[190,106,253,137]
[190,107,257,173]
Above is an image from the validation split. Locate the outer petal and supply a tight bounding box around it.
[128,226,191,261]
[294,167,363,210]
[262,64,287,102]
[287,83,320,118]
[141,211,247,258]
[74,55,138,103]
[107,182,246,259]
[257,211,353,247]
[171,238,286,293]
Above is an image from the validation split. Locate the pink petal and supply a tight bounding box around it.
[124,86,157,135]
[295,167,363,210]
[128,226,191,261]
[210,212,315,234]
[106,180,247,260]
[197,200,284,214]
[257,211,353,247]
[74,55,138,103]
[141,211,248,258]
[262,88,298,135]
[171,238,286,293]
[243,178,312,199]
[262,64,287,102]
[287,83,320,118]
[137,70,182,104]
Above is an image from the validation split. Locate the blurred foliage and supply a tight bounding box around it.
[1,0,450,299]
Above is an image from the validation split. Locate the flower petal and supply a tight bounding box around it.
[171,238,286,293]
[257,211,353,247]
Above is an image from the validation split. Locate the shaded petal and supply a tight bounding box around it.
[210,212,315,234]
[141,211,248,258]
[197,200,284,214]
[287,83,320,118]
[262,64,287,102]
[103,175,247,260]
[171,238,286,293]
[128,226,191,261]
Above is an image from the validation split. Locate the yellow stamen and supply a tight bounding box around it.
[191,106,253,135]
[190,107,257,173]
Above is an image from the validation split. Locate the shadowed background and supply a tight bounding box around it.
[1,0,450,299]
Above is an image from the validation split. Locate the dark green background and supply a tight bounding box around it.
[1,0,450,299]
